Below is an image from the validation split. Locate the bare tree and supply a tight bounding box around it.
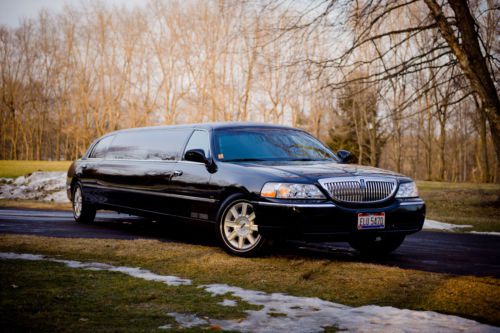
[269,0,499,181]
[0,0,496,182]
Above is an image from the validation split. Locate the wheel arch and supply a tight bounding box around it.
[220,186,251,200]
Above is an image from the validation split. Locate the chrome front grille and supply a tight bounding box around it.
[318,177,397,203]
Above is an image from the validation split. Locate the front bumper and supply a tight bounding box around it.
[251,198,425,241]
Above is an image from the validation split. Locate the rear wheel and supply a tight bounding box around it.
[72,183,96,224]
[217,196,266,257]
[349,234,405,255]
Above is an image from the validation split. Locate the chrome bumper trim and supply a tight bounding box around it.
[398,200,425,206]
[253,201,336,208]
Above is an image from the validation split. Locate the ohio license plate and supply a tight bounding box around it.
[357,212,385,230]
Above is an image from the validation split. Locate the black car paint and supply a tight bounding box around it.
[67,123,425,240]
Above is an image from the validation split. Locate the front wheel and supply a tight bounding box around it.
[72,183,96,224]
[349,234,405,256]
[217,197,267,257]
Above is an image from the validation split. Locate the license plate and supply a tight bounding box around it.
[357,212,385,230]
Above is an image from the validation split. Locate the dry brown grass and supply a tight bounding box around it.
[417,181,500,231]
[0,234,498,326]
[0,200,71,211]
[0,160,71,178]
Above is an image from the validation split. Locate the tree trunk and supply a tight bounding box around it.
[424,0,500,182]
[439,119,446,181]
[425,94,433,180]
[478,113,490,182]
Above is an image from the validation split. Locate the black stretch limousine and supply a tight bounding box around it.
[67,123,425,256]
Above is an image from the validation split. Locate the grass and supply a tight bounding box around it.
[0,259,255,332]
[0,199,71,211]
[0,160,71,178]
[417,181,500,232]
[0,234,499,327]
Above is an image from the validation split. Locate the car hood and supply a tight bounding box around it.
[238,161,404,182]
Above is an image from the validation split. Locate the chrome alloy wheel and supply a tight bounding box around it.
[222,201,261,252]
[73,186,83,218]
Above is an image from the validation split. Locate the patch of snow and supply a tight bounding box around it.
[0,252,45,261]
[45,190,69,203]
[158,324,171,329]
[1,252,498,333]
[0,252,191,286]
[167,312,209,328]
[0,171,69,203]
[202,284,499,333]
[218,299,237,307]
[423,219,473,231]
[469,231,500,236]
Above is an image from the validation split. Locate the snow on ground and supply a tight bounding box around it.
[0,172,69,203]
[166,313,210,328]
[1,252,498,333]
[203,284,498,333]
[423,219,473,231]
[0,252,191,286]
[218,299,238,307]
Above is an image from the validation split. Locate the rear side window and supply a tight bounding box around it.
[107,129,191,161]
[184,130,210,158]
[89,135,114,159]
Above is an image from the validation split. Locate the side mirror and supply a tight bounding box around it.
[184,149,208,164]
[337,150,357,164]
[184,149,218,173]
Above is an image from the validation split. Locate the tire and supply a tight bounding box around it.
[349,234,405,256]
[72,183,96,224]
[216,195,267,257]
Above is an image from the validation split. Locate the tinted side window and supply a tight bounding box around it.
[107,129,191,160]
[184,130,210,158]
[89,135,114,159]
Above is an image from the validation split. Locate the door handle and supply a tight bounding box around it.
[147,171,174,177]
[173,170,183,177]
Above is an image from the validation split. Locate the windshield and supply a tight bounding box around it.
[213,128,338,162]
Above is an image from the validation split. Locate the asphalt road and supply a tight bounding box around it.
[0,208,498,277]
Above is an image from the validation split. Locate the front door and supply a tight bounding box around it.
[164,130,215,221]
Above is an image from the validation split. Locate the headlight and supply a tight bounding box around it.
[260,183,326,199]
[395,181,419,198]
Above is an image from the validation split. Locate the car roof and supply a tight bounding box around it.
[106,122,300,136]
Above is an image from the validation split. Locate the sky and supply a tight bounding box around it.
[0,0,145,27]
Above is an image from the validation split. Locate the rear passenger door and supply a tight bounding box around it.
[98,129,191,213]
[165,129,215,221]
